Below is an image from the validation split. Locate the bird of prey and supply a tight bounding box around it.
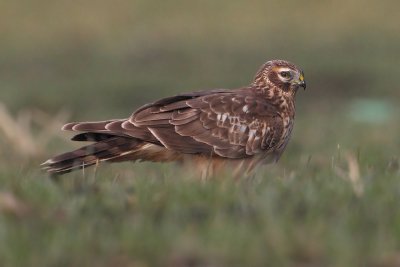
[42,59,306,177]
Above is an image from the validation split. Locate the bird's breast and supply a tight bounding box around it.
[276,115,294,152]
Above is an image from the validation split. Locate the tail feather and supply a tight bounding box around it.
[71,132,122,142]
[42,136,142,175]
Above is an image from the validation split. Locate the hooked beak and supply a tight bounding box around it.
[298,71,306,90]
[299,80,306,90]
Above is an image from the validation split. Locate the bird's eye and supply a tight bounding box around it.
[280,71,291,79]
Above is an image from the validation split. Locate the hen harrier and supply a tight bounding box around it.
[42,59,306,177]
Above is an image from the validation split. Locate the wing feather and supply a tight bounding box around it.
[126,89,283,158]
[61,89,284,159]
[175,119,209,136]
[70,120,119,131]
[148,127,212,154]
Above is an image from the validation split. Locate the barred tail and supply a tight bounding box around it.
[41,136,142,175]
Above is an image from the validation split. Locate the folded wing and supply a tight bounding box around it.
[129,89,284,158]
[62,89,284,159]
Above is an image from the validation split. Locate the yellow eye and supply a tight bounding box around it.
[280,71,291,79]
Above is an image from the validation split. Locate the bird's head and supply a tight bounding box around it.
[253,60,306,94]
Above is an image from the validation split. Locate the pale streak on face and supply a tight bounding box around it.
[277,67,293,73]
[276,67,301,83]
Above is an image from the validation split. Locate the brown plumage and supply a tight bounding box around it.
[42,60,306,177]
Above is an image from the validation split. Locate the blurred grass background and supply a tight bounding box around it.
[0,0,400,266]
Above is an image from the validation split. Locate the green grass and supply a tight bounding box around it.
[0,99,399,267]
[1,156,400,267]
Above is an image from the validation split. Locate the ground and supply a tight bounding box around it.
[0,106,399,267]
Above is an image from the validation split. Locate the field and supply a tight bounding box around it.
[1,1,400,266]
